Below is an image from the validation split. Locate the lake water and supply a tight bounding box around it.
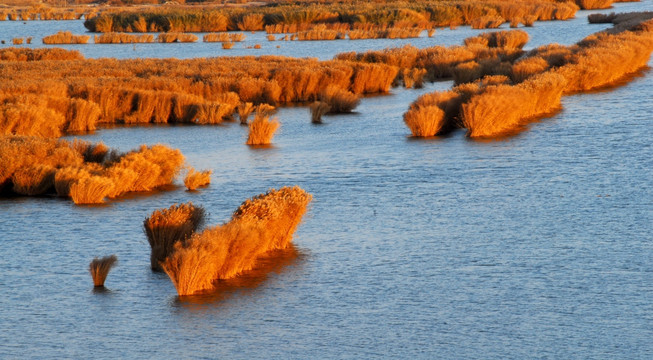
[1,2,652,359]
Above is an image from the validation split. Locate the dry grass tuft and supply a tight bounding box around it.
[42,31,90,45]
[203,33,245,43]
[404,105,447,137]
[161,186,312,296]
[462,72,566,138]
[310,101,331,124]
[94,33,154,44]
[246,114,280,145]
[144,202,206,272]
[237,102,255,125]
[184,168,212,191]
[90,255,118,287]
[318,86,360,113]
[69,175,115,204]
[157,33,198,43]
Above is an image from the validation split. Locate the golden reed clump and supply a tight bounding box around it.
[160,186,312,296]
[246,114,280,145]
[89,255,118,287]
[203,33,245,43]
[0,136,190,204]
[318,86,360,113]
[42,31,90,44]
[462,72,566,138]
[310,101,331,124]
[144,202,206,272]
[94,33,154,44]
[184,168,212,191]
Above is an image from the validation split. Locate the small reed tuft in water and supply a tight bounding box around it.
[89,255,118,287]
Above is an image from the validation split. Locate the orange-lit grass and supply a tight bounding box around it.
[462,72,565,138]
[69,175,114,204]
[0,47,83,61]
[11,164,56,195]
[94,33,154,44]
[237,102,254,125]
[12,38,23,45]
[246,114,280,146]
[470,16,505,29]
[42,31,90,44]
[404,105,447,137]
[310,101,330,124]
[576,0,614,10]
[184,168,212,191]
[157,33,198,43]
[0,136,188,203]
[144,202,206,271]
[161,186,312,296]
[221,41,234,49]
[318,86,359,113]
[90,255,117,287]
[203,33,245,43]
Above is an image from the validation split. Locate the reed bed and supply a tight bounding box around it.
[157,33,198,43]
[160,186,312,296]
[203,32,245,43]
[1,51,397,137]
[144,202,206,271]
[11,38,23,45]
[83,0,579,34]
[184,168,212,191]
[94,33,155,44]
[0,136,191,204]
[42,31,90,45]
[403,14,653,138]
[90,255,118,287]
[336,30,526,85]
[0,47,83,61]
[246,114,280,146]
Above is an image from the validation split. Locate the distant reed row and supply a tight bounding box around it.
[82,0,582,33]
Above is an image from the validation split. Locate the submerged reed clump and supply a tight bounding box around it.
[90,255,118,287]
[184,168,212,191]
[94,33,154,44]
[246,114,280,145]
[237,102,254,125]
[157,33,198,43]
[144,202,206,271]
[310,101,331,124]
[318,86,360,113]
[160,186,312,296]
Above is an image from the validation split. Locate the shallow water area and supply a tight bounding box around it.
[1,2,653,359]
